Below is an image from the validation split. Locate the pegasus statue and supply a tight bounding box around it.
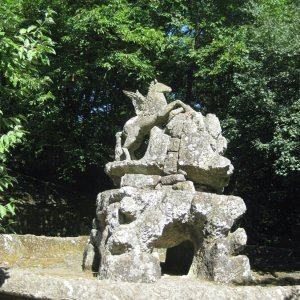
[123,79,171,116]
[115,80,192,161]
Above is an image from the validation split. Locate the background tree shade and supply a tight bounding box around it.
[0,0,299,247]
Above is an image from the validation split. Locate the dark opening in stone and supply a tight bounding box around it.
[161,240,194,275]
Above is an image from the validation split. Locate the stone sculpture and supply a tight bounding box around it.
[118,80,192,161]
[83,80,252,284]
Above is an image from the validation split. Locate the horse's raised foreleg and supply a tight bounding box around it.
[158,100,192,120]
[169,107,184,121]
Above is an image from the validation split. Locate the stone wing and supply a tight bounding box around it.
[123,90,147,115]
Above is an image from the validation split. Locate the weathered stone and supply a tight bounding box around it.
[172,181,195,192]
[192,228,252,283]
[163,152,178,174]
[85,188,251,283]
[85,80,251,284]
[168,137,181,151]
[1,234,300,300]
[205,113,222,139]
[141,126,170,163]
[107,227,138,254]
[160,174,185,185]
[121,174,161,188]
[2,268,300,300]
[99,252,161,283]
[209,250,252,283]
[0,235,25,267]
[177,114,233,192]
[82,243,98,272]
[154,183,173,191]
[119,196,140,222]
[106,84,232,192]
[191,193,246,238]
[228,228,248,253]
[119,80,192,160]
[0,234,89,275]
[105,127,170,185]
[181,110,206,135]
[166,112,186,138]
[123,80,170,117]
[216,135,228,154]
[105,160,164,186]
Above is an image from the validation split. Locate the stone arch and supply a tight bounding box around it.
[152,222,198,276]
[162,240,195,275]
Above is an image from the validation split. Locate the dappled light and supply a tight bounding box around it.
[0,0,299,298]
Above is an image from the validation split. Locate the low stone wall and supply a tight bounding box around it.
[0,234,300,299]
[1,269,300,300]
[0,234,89,274]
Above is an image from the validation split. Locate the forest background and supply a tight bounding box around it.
[0,0,299,248]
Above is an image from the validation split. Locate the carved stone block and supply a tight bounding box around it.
[163,152,178,174]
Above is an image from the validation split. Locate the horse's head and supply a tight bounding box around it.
[149,79,172,94]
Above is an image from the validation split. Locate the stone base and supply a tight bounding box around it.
[1,234,299,300]
[83,188,252,283]
[1,269,299,300]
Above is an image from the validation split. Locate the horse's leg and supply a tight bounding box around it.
[158,100,192,120]
[122,117,141,161]
[122,134,137,160]
[169,107,184,121]
[115,131,123,161]
[122,147,131,161]
[170,100,192,112]
[122,115,158,161]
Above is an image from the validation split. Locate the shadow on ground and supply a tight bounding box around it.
[241,245,300,287]
[254,273,300,286]
[0,268,9,287]
[284,287,300,300]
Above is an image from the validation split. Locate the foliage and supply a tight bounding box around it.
[0,3,55,108]
[0,197,16,233]
[0,0,299,244]
[0,1,55,232]
[0,111,25,191]
[181,0,300,243]
[0,110,24,232]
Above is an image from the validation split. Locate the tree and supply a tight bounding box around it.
[15,0,183,183]
[0,0,55,232]
[0,111,25,232]
[1,0,298,245]
[181,0,300,244]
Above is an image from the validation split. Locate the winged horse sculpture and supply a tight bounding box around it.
[115,80,192,161]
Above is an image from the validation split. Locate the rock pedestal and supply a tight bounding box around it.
[83,80,252,283]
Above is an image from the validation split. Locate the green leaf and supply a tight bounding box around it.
[0,205,6,219]
[19,28,27,34]
[6,203,15,215]
[27,25,37,33]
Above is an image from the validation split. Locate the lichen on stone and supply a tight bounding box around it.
[83,80,252,284]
